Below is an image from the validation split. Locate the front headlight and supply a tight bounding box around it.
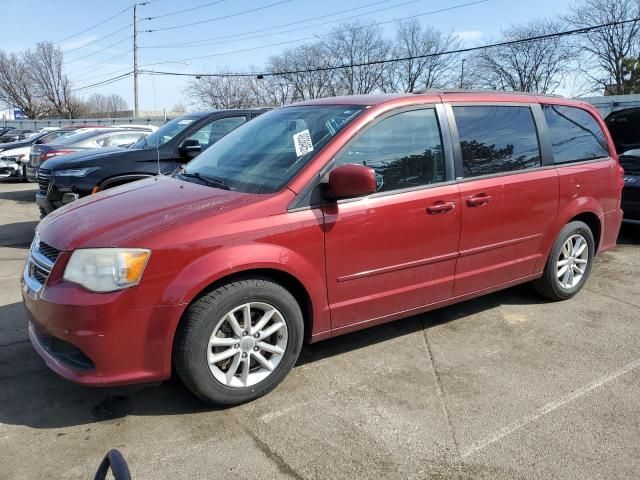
[54,166,101,177]
[63,248,151,292]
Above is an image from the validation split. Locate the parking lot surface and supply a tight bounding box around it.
[0,179,639,479]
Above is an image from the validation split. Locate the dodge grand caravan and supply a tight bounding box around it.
[22,92,623,405]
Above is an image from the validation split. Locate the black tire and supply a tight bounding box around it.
[532,220,595,301]
[174,277,304,406]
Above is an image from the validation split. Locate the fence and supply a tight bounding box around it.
[1,116,173,130]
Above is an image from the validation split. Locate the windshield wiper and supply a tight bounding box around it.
[179,171,231,190]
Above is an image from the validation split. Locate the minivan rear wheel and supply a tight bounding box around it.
[533,221,595,301]
[174,278,304,406]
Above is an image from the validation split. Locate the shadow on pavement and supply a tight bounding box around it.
[617,223,640,245]
[0,186,37,203]
[0,221,37,248]
[0,284,548,429]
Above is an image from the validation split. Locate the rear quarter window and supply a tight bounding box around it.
[542,105,609,163]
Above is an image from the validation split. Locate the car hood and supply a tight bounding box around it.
[0,139,31,151]
[0,146,30,158]
[39,147,125,170]
[38,175,278,250]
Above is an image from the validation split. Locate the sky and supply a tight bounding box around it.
[0,0,575,113]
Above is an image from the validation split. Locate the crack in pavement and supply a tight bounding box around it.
[0,339,29,348]
[583,287,640,309]
[232,413,304,479]
[419,318,461,461]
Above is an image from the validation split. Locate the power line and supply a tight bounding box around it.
[64,36,132,65]
[71,71,133,93]
[144,0,293,32]
[140,0,428,49]
[66,50,133,76]
[138,1,487,66]
[142,0,228,20]
[69,66,134,84]
[62,23,133,55]
[138,17,640,78]
[55,6,132,44]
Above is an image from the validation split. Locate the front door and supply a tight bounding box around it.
[323,107,461,331]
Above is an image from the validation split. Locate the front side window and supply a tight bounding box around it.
[332,109,445,192]
[453,105,541,178]
[185,116,246,150]
[132,115,200,149]
[181,105,365,193]
[543,105,609,163]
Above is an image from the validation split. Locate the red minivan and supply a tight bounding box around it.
[22,92,623,405]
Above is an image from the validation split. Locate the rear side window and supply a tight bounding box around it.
[543,105,609,163]
[453,105,541,178]
[333,108,445,193]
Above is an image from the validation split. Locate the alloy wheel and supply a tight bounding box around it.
[556,234,589,289]
[206,302,288,388]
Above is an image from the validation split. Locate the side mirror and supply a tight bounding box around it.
[179,139,202,159]
[34,139,43,145]
[326,163,377,200]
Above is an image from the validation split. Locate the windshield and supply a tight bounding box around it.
[180,105,365,193]
[132,115,199,149]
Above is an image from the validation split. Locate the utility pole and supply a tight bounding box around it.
[459,59,465,89]
[133,4,139,118]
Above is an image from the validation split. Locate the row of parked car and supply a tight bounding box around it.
[1,110,265,217]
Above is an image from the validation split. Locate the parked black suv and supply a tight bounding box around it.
[36,109,265,217]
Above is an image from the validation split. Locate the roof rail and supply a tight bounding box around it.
[412,88,564,98]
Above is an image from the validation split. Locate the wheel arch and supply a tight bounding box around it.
[184,268,315,344]
[98,173,155,191]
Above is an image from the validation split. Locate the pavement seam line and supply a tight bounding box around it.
[0,339,30,348]
[583,287,640,309]
[232,414,304,480]
[460,357,640,459]
[419,318,461,461]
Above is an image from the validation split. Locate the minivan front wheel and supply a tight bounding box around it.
[533,220,595,301]
[174,278,304,406]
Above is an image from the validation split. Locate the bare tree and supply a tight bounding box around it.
[84,93,128,115]
[564,0,640,94]
[0,50,49,118]
[386,18,461,92]
[267,43,337,101]
[184,70,254,109]
[24,42,76,117]
[171,101,187,113]
[472,19,574,93]
[323,20,390,94]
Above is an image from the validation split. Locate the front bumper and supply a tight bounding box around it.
[0,159,21,177]
[621,184,640,223]
[21,270,184,386]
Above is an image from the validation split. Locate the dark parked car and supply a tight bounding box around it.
[605,107,640,153]
[27,128,152,182]
[0,128,34,143]
[36,109,265,216]
[23,92,623,406]
[618,150,640,225]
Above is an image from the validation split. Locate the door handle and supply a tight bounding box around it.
[427,201,456,214]
[466,194,493,207]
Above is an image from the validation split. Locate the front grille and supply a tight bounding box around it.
[38,169,51,194]
[23,235,60,292]
[38,241,60,263]
[32,264,48,284]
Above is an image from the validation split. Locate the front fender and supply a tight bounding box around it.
[157,242,330,354]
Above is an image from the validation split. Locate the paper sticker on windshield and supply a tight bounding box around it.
[293,129,313,157]
[178,119,193,125]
